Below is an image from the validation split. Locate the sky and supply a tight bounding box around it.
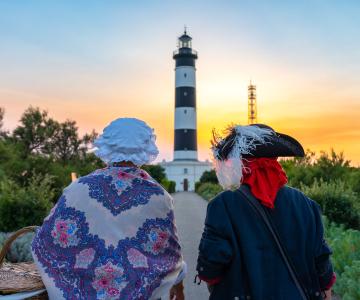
[0,0,359,165]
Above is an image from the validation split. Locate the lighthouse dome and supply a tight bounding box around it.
[178,30,192,49]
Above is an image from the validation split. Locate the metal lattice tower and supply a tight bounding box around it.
[248,81,257,124]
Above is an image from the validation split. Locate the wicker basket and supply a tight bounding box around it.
[0,226,48,300]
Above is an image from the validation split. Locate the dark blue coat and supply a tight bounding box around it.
[196,185,334,300]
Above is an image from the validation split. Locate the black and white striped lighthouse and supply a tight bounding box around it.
[173,29,198,161]
[160,30,212,191]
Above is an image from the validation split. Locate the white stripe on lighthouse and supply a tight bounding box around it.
[174,150,198,160]
[175,66,196,88]
[174,107,196,129]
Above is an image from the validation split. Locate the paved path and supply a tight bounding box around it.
[173,192,209,300]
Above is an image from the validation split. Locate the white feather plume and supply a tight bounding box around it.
[212,125,274,190]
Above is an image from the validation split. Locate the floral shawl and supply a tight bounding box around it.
[32,166,186,300]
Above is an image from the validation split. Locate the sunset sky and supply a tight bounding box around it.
[0,1,359,164]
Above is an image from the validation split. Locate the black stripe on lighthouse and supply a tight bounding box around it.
[175,56,196,67]
[174,129,197,151]
[175,87,196,107]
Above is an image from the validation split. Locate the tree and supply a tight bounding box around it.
[0,107,4,130]
[0,174,54,231]
[313,149,350,182]
[13,106,58,155]
[199,170,218,184]
[49,120,81,163]
[0,107,7,138]
[47,121,99,164]
[142,165,167,183]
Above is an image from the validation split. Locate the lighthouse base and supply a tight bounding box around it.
[159,159,212,192]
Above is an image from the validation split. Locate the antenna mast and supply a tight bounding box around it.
[248,81,257,124]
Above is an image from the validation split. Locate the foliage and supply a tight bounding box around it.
[0,174,54,232]
[142,165,167,183]
[143,165,175,193]
[160,178,176,193]
[195,169,218,193]
[0,232,34,263]
[334,260,360,300]
[197,182,222,201]
[347,168,360,194]
[13,106,58,155]
[12,106,97,162]
[281,149,353,188]
[199,170,218,184]
[302,179,360,229]
[0,107,4,131]
[324,219,360,299]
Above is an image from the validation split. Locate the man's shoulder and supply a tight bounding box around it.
[210,190,233,203]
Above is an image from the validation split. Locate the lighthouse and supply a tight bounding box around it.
[173,30,198,160]
[160,29,212,191]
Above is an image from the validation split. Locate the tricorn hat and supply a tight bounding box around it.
[213,124,305,160]
[211,124,304,190]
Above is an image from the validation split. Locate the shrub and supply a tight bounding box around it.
[195,181,202,192]
[197,182,222,201]
[334,260,360,300]
[324,219,360,299]
[0,231,34,263]
[302,179,360,229]
[199,170,218,184]
[0,174,54,232]
[325,219,360,274]
[161,179,176,193]
[142,165,166,183]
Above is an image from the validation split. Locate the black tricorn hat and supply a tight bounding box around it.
[213,124,305,160]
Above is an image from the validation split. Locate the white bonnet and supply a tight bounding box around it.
[93,118,159,166]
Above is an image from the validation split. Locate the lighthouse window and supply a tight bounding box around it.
[184,73,187,78]
[184,168,188,174]
[184,109,187,114]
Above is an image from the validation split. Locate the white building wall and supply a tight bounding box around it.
[160,161,213,192]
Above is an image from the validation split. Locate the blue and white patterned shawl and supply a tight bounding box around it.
[32,166,186,300]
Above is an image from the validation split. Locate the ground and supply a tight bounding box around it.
[173,192,209,300]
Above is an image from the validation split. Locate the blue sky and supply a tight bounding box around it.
[1,1,359,163]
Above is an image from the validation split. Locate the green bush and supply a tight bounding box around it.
[334,260,360,300]
[0,231,34,263]
[281,149,353,189]
[197,182,222,201]
[198,170,218,184]
[325,219,360,274]
[168,181,176,193]
[161,178,176,193]
[0,174,54,232]
[302,179,360,229]
[195,181,202,192]
[142,165,166,183]
[324,219,360,299]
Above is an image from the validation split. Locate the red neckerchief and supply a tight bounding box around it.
[242,158,288,209]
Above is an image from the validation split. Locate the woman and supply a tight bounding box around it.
[196,124,335,300]
[32,118,186,300]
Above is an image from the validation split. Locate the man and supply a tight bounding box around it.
[196,124,335,300]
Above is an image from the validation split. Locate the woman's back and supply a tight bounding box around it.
[32,166,184,299]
